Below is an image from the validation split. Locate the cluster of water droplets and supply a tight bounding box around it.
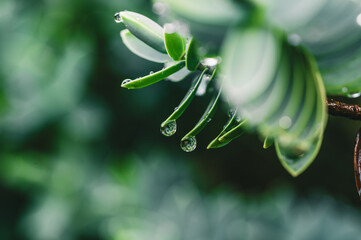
[114,12,123,23]
[160,120,177,137]
[180,136,197,152]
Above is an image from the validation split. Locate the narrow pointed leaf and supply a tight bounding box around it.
[185,37,200,71]
[218,120,246,143]
[263,136,273,149]
[161,68,208,127]
[121,61,185,89]
[117,11,167,53]
[207,110,239,149]
[164,23,186,61]
[121,29,172,63]
[182,88,221,140]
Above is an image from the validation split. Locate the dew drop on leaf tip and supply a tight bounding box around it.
[114,12,123,23]
[160,120,177,136]
[180,136,197,152]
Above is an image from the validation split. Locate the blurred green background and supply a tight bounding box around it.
[2,0,361,239]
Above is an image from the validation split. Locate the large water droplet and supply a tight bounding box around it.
[279,116,292,129]
[160,120,177,136]
[356,13,361,26]
[180,136,197,152]
[347,92,361,98]
[114,12,123,23]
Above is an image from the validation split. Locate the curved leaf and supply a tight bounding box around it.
[185,37,200,71]
[220,25,327,175]
[121,61,185,89]
[276,132,323,177]
[182,87,221,140]
[259,0,361,96]
[207,109,239,149]
[161,68,209,127]
[164,23,186,61]
[121,29,172,63]
[117,11,167,53]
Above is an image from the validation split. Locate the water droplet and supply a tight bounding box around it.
[356,13,361,26]
[347,92,361,98]
[160,120,177,137]
[121,79,131,85]
[342,87,348,93]
[150,71,154,74]
[174,107,179,111]
[180,136,197,152]
[279,116,292,129]
[114,12,123,23]
[207,118,212,123]
[288,34,302,46]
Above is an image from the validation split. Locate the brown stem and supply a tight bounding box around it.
[328,98,361,120]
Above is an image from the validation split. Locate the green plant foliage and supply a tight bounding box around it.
[256,0,361,96]
[185,37,200,71]
[181,81,221,151]
[115,11,167,53]
[121,29,172,63]
[117,0,360,176]
[121,61,185,89]
[160,68,208,135]
[164,23,186,61]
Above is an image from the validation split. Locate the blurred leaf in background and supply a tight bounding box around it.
[2,0,361,239]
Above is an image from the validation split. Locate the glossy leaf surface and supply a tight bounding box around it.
[121,29,171,63]
[118,11,167,53]
[121,61,185,89]
[164,24,186,61]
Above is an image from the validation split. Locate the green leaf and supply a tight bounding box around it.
[117,11,167,53]
[161,68,209,128]
[182,87,221,141]
[275,132,323,177]
[259,0,361,96]
[121,29,172,63]
[185,37,200,71]
[164,23,186,61]
[263,136,273,149]
[220,25,327,175]
[207,110,239,149]
[218,120,246,143]
[121,61,185,89]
